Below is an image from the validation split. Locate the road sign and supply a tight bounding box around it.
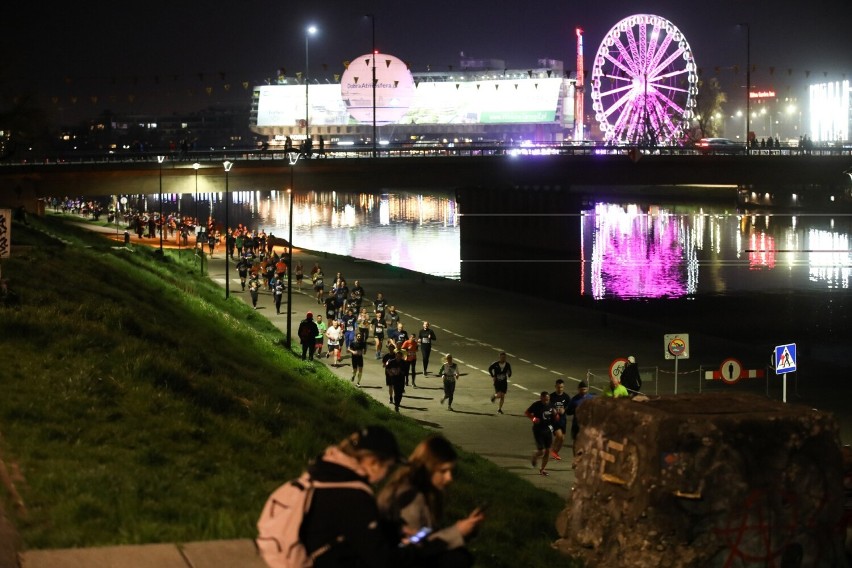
[774,343,797,374]
[609,357,628,381]
[719,358,743,384]
[664,333,690,360]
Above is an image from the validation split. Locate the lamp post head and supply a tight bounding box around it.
[157,155,165,164]
[223,160,234,172]
[192,162,201,170]
[306,25,317,36]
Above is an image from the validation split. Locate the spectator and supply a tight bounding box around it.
[378,435,484,568]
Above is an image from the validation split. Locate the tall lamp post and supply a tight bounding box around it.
[193,162,201,274]
[305,25,317,144]
[739,23,751,154]
[157,155,165,254]
[223,161,233,299]
[365,14,377,158]
[285,152,300,349]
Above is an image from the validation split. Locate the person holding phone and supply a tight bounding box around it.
[378,435,485,568]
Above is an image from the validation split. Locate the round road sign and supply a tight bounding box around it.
[719,358,743,384]
[668,337,687,357]
[609,357,628,381]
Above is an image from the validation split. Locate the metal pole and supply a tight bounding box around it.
[193,162,201,275]
[223,161,233,299]
[304,26,316,144]
[286,184,294,349]
[286,153,299,349]
[741,23,751,155]
[367,14,377,158]
[305,32,310,143]
[157,155,165,254]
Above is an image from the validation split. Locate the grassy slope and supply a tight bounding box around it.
[0,215,576,567]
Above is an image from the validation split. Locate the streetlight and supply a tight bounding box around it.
[305,25,318,146]
[285,152,300,349]
[738,23,751,154]
[365,14,377,158]
[223,160,233,299]
[193,162,201,275]
[157,155,165,255]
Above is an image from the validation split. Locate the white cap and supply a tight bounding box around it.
[627,355,636,364]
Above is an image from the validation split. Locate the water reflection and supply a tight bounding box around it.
[164,190,461,279]
[582,202,852,299]
[147,190,852,299]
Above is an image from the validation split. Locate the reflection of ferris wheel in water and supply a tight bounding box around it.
[591,14,698,146]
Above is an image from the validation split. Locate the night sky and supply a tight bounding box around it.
[4,0,851,124]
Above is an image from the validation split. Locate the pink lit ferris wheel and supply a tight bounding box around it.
[591,14,698,146]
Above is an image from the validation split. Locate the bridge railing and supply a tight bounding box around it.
[3,142,851,167]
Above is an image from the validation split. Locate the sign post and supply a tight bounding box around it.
[774,343,797,403]
[664,333,690,394]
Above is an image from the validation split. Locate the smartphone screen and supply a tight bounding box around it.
[403,527,433,546]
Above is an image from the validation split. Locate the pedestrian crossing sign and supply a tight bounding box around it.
[774,343,797,374]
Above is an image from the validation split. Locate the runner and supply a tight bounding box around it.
[549,379,570,460]
[418,321,437,375]
[348,332,367,385]
[525,391,557,476]
[326,319,343,366]
[438,354,460,411]
[487,352,512,415]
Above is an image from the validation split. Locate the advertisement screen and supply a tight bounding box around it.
[255,54,566,127]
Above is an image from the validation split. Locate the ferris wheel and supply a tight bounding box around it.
[591,14,698,146]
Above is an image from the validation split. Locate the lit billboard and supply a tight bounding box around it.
[808,80,850,142]
[255,52,565,128]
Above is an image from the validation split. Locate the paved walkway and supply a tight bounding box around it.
[17,222,850,566]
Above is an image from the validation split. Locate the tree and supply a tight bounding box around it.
[687,77,727,142]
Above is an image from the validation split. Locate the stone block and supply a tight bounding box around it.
[554,393,847,567]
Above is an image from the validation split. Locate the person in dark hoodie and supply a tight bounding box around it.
[300,426,444,568]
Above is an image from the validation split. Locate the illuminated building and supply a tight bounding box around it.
[249,53,578,146]
[809,80,851,143]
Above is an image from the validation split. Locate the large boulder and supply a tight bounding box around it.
[554,393,847,567]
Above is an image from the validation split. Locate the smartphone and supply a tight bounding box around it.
[402,526,433,546]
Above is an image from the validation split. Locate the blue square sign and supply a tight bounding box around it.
[774,343,797,374]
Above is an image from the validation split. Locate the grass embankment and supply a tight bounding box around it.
[0,215,576,567]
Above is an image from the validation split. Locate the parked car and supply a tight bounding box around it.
[695,138,745,154]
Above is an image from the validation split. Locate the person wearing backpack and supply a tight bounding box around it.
[258,426,417,568]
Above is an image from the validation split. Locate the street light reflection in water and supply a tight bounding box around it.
[184,190,461,279]
[160,190,852,299]
[582,202,852,299]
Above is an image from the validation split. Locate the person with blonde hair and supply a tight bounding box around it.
[378,435,485,568]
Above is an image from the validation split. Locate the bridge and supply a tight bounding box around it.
[2,146,851,208]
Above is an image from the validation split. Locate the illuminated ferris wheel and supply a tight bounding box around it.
[591,14,698,146]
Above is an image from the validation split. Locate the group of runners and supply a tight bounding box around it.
[293,262,609,478]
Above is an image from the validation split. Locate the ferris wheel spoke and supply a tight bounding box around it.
[650,67,689,83]
[602,52,637,80]
[651,83,690,95]
[602,90,635,120]
[651,91,685,116]
[644,24,664,70]
[647,33,675,74]
[625,28,642,74]
[600,83,636,99]
[603,74,634,84]
[650,47,687,80]
[608,38,638,76]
